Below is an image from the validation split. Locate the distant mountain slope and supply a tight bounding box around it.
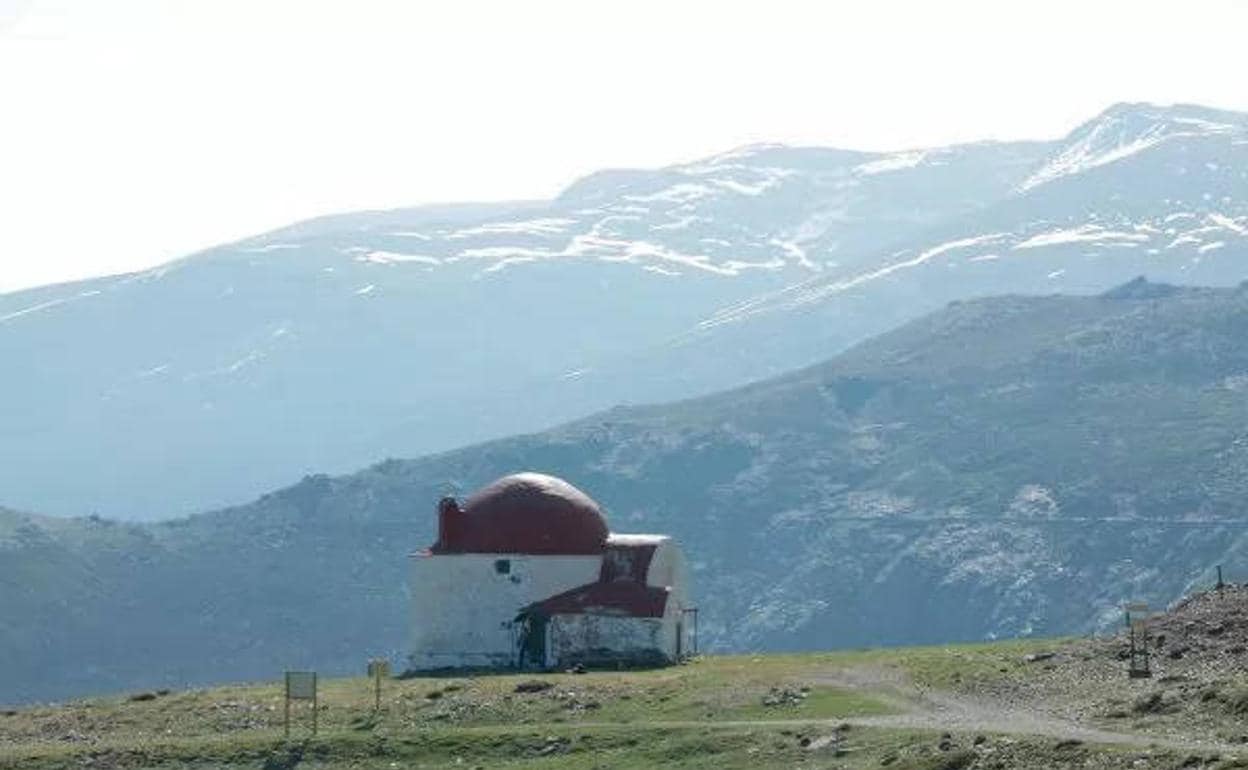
[5,279,1248,703]
[590,103,1248,399]
[2,102,1248,520]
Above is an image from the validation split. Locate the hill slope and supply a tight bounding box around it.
[3,103,1248,520]
[5,279,1248,703]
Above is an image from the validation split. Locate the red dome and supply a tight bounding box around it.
[431,473,608,555]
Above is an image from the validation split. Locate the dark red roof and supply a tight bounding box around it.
[525,580,670,619]
[430,473,609,555]
[518,536,670,619]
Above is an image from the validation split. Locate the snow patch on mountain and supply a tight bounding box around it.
[722,256,786,272]
[820,234,1007,293]
[483,256,540,273]
[183,350,266,382]
[675,143,788,174]
[1172,117,1241,133]
[1019,124,1170,192]
[358,251,441,265]
[454,229,778,277]
[652,214,703,231]
[0,289,101,324]
[615,242,759,276]
[1168,234,1203,249]
[855,150,927,175]
[1018,107,1247,192]
[624,184,714,204]
[769,238,817,270]
[412,202,819,277]
[447,218,576,239]
[709,175,782,196]
[1014,226,1150,250]
[241,243,301,253]
[1209,213,1248,236]
[699,233,1006,329]
[459,246,556,260]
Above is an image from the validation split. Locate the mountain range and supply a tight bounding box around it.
[3,102,1247,520]
[5,278,1248,703]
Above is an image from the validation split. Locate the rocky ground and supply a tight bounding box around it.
[925,585,1248,749]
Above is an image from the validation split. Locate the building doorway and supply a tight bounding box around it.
[514,611,548,669]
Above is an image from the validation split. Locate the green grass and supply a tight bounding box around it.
[876,638,1073,689]
[0,654,895,769]
[0,646,1195,770]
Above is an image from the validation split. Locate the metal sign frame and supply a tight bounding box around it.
[1123,603,1152,679]
[284,671,318,737]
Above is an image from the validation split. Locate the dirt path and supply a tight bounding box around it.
[534,666,1236,755]
[817,664,1238,755]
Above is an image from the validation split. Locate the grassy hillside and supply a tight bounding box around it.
[5,629,1248,770]
[5,280,1248,702]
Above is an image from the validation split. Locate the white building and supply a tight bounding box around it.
[408,472,693,671]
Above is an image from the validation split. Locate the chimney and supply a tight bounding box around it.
[436,496,462,552]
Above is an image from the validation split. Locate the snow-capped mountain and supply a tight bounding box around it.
[2,102,1246,520]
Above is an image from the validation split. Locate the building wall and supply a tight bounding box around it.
[645,540,690,609]
[639,540,692,657]
[545,598,689,668]
[545,613,672,668]
[408,553,600,670]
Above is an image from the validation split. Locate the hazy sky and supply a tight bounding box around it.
[3,0,1248,293]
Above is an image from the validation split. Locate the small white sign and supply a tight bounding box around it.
[286,671,317,700]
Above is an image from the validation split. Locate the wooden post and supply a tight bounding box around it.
[367,659,389,713]
[312,673,318,737]
[1218,565,1225,590]
[678,608,699,659]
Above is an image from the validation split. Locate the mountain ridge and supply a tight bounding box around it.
[3,100,1240,296]
[2,101,1247,521]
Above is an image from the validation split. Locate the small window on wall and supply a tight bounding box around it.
[494,559,511,575]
